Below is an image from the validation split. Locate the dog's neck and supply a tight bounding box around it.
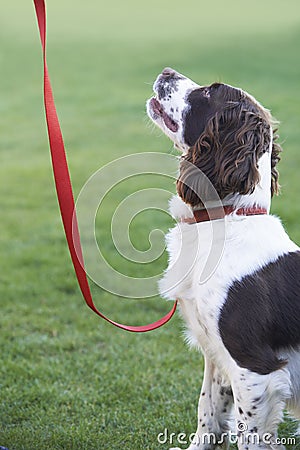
[194,148,272,214]
[230,149,272,212]
[173,142,273,220]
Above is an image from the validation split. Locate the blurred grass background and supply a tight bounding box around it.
[1,1,300,449]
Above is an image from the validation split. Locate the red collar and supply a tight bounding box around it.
[182,205,268,224]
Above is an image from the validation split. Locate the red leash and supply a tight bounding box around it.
[33,0,177,332]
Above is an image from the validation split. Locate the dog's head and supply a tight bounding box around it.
[147,68,281,208]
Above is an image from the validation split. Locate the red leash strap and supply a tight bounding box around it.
[33,0,177,332]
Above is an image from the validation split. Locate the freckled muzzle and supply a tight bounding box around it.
[148,97,179,133]
[147,67,201,151]
[147,68,187,134]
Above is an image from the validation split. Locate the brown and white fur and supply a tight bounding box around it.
[147,68,300,449]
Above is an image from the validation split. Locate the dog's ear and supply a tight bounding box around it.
[271,131,282,197]
[177,102,275,207]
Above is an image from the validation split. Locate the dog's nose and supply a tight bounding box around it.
[162,67,176,77]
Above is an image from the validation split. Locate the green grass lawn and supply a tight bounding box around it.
[1,1,300,449]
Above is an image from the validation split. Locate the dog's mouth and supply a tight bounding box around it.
[149,97,179,133]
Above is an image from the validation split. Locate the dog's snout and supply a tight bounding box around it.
[162,67,176,78]
[154,68,181,100]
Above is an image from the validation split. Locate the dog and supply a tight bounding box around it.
[147,68,300,450]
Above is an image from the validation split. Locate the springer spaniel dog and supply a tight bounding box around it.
[147,68,300,450]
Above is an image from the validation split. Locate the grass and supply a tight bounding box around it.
[1,0,300,448]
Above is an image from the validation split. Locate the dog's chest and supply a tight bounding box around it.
[178,278,226,354]
[159,215,232,354]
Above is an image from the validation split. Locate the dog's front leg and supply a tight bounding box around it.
[170,357,234,450]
